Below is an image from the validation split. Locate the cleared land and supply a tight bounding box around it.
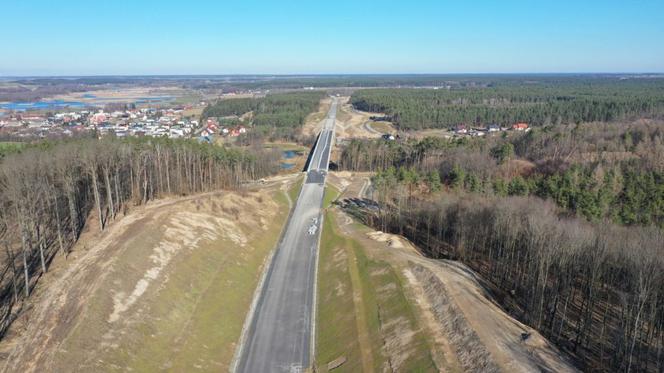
[0,178,299,372]
[333,97,395,140]
[318,172,578,372]
[304,96,395,141]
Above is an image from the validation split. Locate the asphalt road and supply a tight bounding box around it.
[235,98,337,373]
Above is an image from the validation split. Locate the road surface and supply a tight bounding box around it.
[235,98,337,373]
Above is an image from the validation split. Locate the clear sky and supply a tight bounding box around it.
[2,0,663,75]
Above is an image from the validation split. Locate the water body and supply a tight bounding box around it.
[283,150,298,159]
[0,100,87,111]
[280,163,295,170]
[0,96,176,112]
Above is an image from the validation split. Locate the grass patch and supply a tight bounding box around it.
[316,211,364,372]
[316,209,436,372]
[369,121,393,133]
[323,184,340,208]
[288,175,304,203]
[0,142,25,159]
[263,142,308,152]
[355,246,437,371]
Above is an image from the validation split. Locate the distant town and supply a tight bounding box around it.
[0,91,259,142]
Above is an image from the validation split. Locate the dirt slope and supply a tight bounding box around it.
[0,185,293,372]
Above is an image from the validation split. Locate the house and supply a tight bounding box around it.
[512,123,529,131]
[90,112,108,125]
[455,124,468,134]
[488,124,500,132]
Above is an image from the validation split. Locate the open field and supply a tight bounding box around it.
[0,179,299,372]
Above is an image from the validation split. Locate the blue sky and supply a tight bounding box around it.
[1,0,663,75]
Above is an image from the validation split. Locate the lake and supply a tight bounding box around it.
[0,100,87,111]
[0,96,176,112]
[282,150,300,159]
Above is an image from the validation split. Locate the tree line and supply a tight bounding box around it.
[0,137,280,338]
[350,79,664,130]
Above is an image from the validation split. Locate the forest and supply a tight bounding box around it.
[340,121,664,227]
[339,120,664,371]
[353,193,663,372]
[350,79,664,130]
[0,137,280,338]
[201,91,325,142]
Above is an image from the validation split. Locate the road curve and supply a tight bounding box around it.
[234,98,337,373]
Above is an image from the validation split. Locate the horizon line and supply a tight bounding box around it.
[2,72,664,79]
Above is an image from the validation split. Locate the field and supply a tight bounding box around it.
[0,178,300,372]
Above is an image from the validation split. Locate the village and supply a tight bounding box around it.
[451,121,530,136]
[377,121,531,142]
[0,104,252,142]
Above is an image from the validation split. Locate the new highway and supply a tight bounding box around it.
[235,98,337,373]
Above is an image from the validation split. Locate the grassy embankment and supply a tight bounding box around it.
[46,187,296,372]
[315,186,436,372]
[114,191,291,371]
[288,174,304,203]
